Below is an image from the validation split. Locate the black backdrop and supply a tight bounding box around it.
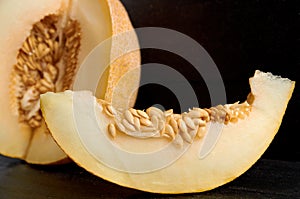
[120,0,299,161]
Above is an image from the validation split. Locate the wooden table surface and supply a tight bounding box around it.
[0,155,299,199]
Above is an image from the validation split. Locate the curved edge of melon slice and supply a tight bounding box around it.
[41,70,294,193]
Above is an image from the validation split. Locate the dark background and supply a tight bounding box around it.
[123,0,300,162]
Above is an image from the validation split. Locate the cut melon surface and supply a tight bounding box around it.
[0,0,140,164]
[40,70,295,193]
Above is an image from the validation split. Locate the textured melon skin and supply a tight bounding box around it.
[40,71,295,193]
[0,0,140,164]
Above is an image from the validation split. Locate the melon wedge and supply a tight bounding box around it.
[40,70,294,193]
[0,0,140,164]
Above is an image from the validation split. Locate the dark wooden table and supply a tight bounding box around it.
[0,155,299,198]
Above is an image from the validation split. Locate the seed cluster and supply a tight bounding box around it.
[99,99,252,148]
[10,14,81,128]
[211,102,252,124]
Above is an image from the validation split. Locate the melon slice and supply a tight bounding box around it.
[40,70,294,193]
[0,0,140,164]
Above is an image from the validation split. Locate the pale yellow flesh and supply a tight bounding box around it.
[40,70,295,193]
[0,0,140,163]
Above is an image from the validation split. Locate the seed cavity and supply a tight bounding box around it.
[98,98,252,147]
[10,14,81,128]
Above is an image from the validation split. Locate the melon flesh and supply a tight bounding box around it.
[40,70,295,193]
[0,0,140,164]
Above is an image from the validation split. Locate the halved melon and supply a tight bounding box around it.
[40,70,294,193]
[0,0,140,164]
